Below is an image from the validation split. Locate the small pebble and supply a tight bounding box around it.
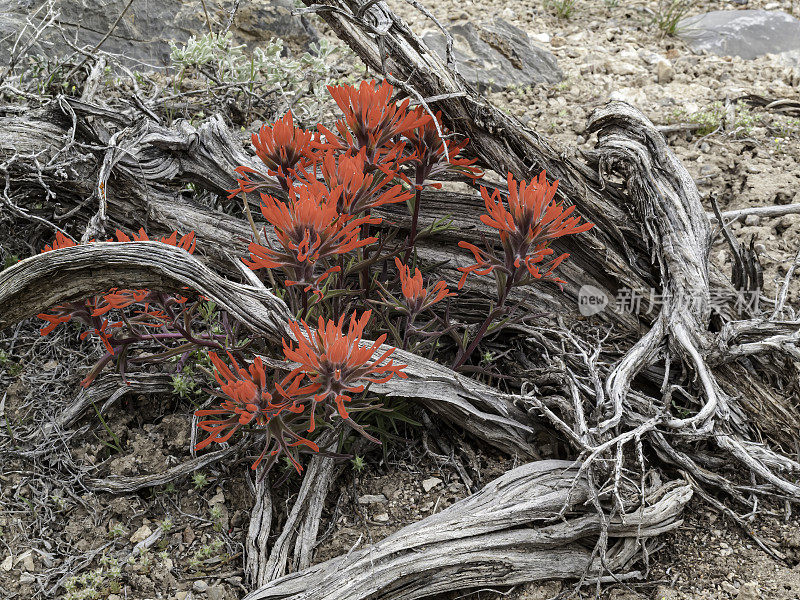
[357,494,388,505]
[193,579,210,593]
[19,572,35,585]
[738,581,760,600]
[208,585,226,600]
[130,524,153,544]
[657,59,675,84]
[744,214,761,226]
[422,477,443,492]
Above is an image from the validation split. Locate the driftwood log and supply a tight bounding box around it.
[2,0,800,596]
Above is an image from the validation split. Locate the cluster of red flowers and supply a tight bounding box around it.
[458,171,594,291]
[35,79,594,476]
[230,79,479,299]
[38,229,199,385]
[196,311,407,473]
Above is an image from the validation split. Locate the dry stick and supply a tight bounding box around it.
[0,0,59,86]
[86,445,241,493]
[245,469,273,587]
[200,0,214,34]
[707,202,800,223]
[773,245,800,319]
[64,0,136,82]
[258,431,339,583]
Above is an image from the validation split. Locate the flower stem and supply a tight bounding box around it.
[452,270,515,370]
[404,170,424,265]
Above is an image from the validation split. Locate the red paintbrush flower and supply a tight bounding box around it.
[457,171,593,290]
[244,184,380,292]
[403,109,482,189]
[252,112,315,179]
[195,352,319,473]
[283,310,407,437]
[316,80,429,162]
[301,149,413,217]
[114,228,197,254]
[228,112,315,198]
[38,228,198,346]
[394,257,455,315]
[41,231,77,253]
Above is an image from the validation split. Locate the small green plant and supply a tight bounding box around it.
[732,101,760,138]
[544,0,577,19]
[158,517,174,533]
[2,254,19,270]
[351,455,366,472]
[210,505,224,531]
[188,537,227,571]
[193,472,209,489]
[107,523,126,539]
[169,33,348,123]
[652,0,692,36]
[64,558,123,600]
[670,101,761,138]
[171,372,198,399]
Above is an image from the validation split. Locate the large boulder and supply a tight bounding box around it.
[0,0,312,70]
[422,18,562,91]
[678,10,800,65]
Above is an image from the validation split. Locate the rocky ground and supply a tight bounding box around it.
[1,0,800,599]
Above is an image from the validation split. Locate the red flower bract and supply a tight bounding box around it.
[244,184,380,291]
[252,111,315,179]
[316,80,429,161]
[195,352,319,473]
[304,149,413,216]
[403,109,482,188]
[394,257,455,315]
[457,171,594,289]
[283,310,407,432]
[41,231,77,253]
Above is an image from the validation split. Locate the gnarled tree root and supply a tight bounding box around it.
[242,461,691,600]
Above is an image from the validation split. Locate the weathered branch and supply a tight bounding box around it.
[243,461,692,600]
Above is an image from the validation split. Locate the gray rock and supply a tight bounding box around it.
[0,0,312,70]
[678,10,800,66]
[193,579,210,593]
[422,18,562,91]
[738,581,760,600]
[357,494,388,505]
[656,59,675,84]
[422,477,443,492]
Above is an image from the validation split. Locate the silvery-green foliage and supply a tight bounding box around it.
[170,32,351,123]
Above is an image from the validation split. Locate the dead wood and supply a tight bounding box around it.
[243,461,692,600]
[252,431,341,586]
